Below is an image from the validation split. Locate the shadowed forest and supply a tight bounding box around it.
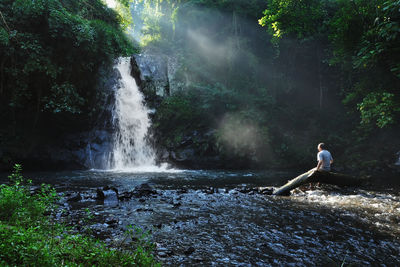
[1,0,399,174]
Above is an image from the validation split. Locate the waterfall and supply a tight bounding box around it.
[111,57,156,170]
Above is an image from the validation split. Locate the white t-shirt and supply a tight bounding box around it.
[317,150,333,171]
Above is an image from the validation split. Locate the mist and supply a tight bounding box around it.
[217,113,266,158]
[127,0,355,167]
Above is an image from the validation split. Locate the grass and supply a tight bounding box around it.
[0,164,160,266]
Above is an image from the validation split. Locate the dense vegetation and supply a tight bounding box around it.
[0,0,134,168]
[0,0,399,172]
[133,0,400,172]
[0,165,158,266]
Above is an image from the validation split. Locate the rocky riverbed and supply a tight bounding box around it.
[2,169,400,266]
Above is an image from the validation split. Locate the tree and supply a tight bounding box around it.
[0,0,134,135]
[259,0,400,128]
[330,0,400,128]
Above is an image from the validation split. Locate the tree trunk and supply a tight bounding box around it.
[318,47,323,109]
[0,57,6,95]
[273,169,363,196]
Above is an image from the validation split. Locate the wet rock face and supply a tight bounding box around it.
[395,151,400,166]
[132,54,181,101]
[153,128,231,169]
[23,129,114,171]
[2,130,114,171]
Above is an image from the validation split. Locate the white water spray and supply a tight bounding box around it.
[111,57,157,171]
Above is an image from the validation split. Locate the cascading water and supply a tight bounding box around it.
[111,57,157,171]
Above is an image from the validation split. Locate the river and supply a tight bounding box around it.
[2,169,399,266]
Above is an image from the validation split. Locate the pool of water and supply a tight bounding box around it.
[1,169,399,266]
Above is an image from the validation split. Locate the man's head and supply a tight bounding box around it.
[318,143,325,151]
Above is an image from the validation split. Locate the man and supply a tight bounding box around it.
[316,143,333,172]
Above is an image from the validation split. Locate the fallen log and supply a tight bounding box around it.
[273,169,362,196]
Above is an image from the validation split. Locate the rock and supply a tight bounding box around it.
[157,252,168,258]
[67,193,82,202]
[105,217,118,224]
[170,148,196,162]
[160,149,170,160]
[173,202,181,208]
[96,188,105,200]
[237,187,251,194]
[205,188,213,194]
[133,183,158,197]
[96,187,118,205]
[194,257,204,262]
[258,187,274,195]
[395,151,400,166]
[136,208,154,212]
[118,191,134,201]
[154,223,162,229]
[103,189,118,203]
[29,185,41,195]
[204,187,218,194]
[177,188,188,194]
[184,247,195,255]
[110,187,119,196]
[132,53,182,99]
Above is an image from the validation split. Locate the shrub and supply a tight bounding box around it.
[0,164,159,266]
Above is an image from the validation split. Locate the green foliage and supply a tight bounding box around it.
[0,0,134,134]
[358,92,400,128]
[154,91,204,148]
[259,0,400,131]
[330,0,400,129]
[0,26,9,45]
[0,164,57,225]
[43,83,85,114]
[153,83,275,162]
[0,164,159,266]
[123,225,159,266]
[258,0,325,41]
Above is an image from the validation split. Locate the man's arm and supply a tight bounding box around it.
[316,160,323,171]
